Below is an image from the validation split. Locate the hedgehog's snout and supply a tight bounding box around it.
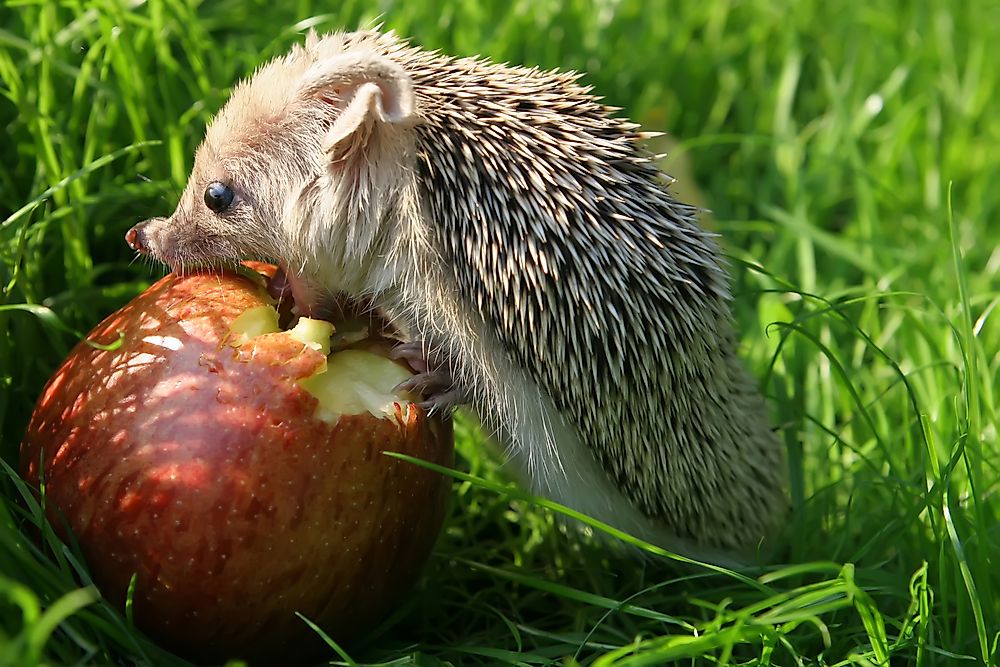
[125,220,152,254]
[126,216,175,264]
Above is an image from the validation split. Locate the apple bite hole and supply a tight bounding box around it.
[228,294,417,424]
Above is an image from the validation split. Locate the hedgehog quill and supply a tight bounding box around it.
[126,29,786,564]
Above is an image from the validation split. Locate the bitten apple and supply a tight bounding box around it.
[20,266,453,663]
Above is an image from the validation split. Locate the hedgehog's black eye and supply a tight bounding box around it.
[204,181,234,213]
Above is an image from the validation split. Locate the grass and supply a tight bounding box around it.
[1,0,998,664]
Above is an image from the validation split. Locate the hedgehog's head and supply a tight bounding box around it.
[126,30,422,314]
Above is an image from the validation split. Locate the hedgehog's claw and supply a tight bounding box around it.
[395,372,463,415]
[418,391,465,415]
[390,340,431,374]
[395,370,450,395]
[391,341,466,414]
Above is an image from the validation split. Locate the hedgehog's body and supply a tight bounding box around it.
[128,30,786,562]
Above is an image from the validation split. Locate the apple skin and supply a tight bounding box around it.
[19,267,453,663]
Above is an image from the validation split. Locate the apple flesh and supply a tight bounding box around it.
[19,267,453,663]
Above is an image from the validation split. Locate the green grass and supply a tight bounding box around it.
[2,0,998,664]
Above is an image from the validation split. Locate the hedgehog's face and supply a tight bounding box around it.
[127,134,298,271]
[126,31,420,314]
[126,98,332,313]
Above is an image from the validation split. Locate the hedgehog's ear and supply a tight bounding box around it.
[299,51,418,158]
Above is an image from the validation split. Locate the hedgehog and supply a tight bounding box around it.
[126,29,787,564]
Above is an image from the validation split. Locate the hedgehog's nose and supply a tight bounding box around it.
[125,221,149,253]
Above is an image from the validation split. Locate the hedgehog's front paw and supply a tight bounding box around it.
[395,372,465,415]
[391,341,466,415]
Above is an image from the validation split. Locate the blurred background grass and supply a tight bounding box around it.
[2,0,998,664]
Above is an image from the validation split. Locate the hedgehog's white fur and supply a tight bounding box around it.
[132,29,787,562]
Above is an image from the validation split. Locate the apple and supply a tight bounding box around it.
[19,266,453,663]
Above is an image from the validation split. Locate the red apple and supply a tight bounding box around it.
[19,266,453,663]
